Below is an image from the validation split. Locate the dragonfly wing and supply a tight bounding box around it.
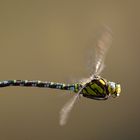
[59,94,79,126]
[94,27,112,75]
[89,26,113,77]
[59,85,85,126]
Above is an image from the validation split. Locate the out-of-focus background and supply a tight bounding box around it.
[0,0,140,140]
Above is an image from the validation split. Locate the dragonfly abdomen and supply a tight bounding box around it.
[0,80,82,92]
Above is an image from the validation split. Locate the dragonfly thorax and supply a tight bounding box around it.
[80,77,121,100]
[80,77,109,100]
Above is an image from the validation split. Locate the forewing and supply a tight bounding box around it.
[94,27,112,75]
[87,26,112,77]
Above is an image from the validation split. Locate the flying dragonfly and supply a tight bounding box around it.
[0,27,121,126]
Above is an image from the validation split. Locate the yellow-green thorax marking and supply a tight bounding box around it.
[80,77,121,100]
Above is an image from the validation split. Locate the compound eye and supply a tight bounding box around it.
[116,84,121,95]
[110,82,115,92]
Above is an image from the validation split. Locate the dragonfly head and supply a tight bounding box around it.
[108,81,121,98]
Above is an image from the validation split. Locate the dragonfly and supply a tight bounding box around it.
[0,27,121,125]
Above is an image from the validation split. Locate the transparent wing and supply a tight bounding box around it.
[88,26,113,77]
[59,94,79,126]
[59,86,84,126]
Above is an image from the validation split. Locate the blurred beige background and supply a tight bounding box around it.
[0,0,140,140]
